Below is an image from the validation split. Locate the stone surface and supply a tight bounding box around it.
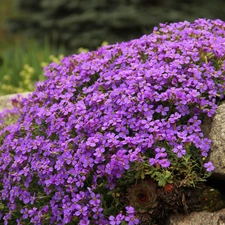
[200,114,213,138]
[209,102,225,180]
[167,103,225,225]
[0,92,31,112]
[167,209,225,225]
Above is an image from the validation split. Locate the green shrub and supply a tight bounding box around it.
[8,0,225,50]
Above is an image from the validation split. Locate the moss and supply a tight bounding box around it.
[198,186,225,212]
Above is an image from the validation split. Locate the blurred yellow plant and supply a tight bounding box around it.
[1,54,64,94]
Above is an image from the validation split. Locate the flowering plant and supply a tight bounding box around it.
[0,18,225,224]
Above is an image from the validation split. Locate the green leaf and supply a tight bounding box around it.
[158,179,166,187]
[98,85,106,93]
[164,170,172,180]
[0,202,5,210]
[145,170,153,175]
[141,170,145,179]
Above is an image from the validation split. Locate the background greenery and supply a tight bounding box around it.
[0,0,225,95]
[8,0,225,50]
[0,39,65,95]
[0,0,67,95]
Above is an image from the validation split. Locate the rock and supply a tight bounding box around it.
[0,92,31,112]
[200,114,213,138]
[166,103,225,225]
[167,208,225,225]
[208,102,225,180]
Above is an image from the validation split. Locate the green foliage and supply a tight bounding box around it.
[198,186,225,211]
[8,0,225,51]
[0,0,19,51]
[0,38,66,95]
[115,142,210,189]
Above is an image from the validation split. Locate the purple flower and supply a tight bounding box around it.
[20,208,29,219]
[172,145,186,158]
[94,147,105,158]
[155,147,166,153]
[149,158,159,166]
[74,205,88,217]
[204,162,215,172]
[79,217,90,225]
[156,105,170,116]
[125,215,139,225]
[168,112,181,124]
[109,214,125,225]
[86,137,100,147]
[158,158,171,168]
[125,206,135,214]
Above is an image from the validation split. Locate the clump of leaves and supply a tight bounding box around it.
[127,179,158,214]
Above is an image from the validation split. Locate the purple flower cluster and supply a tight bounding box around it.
[0,18,225,224]
[109,206,139,225]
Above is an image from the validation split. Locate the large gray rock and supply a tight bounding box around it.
[167,104,225,225]
[168,209,225,225]
[209,102,225,180]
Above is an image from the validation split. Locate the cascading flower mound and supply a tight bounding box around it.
[0,18,225,225]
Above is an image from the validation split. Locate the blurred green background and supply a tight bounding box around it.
[1,0,225,95]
